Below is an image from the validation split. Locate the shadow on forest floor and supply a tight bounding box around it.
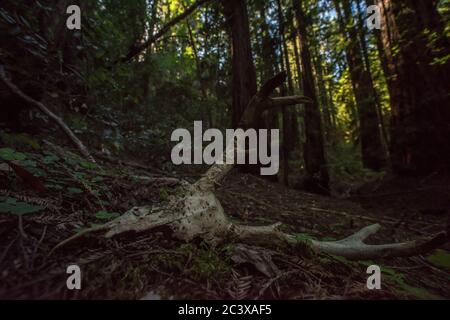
[0,139,449,299]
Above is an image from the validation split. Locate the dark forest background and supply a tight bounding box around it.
[0,0,449,300]
[2,0,450,185]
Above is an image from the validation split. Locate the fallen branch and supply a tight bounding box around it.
[0,65,95,163]
[52,72,449,260]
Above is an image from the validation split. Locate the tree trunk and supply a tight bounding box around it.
[276,0,296,186]
[311,43,333,143]
[292,30,306,147]
[185,9,210,127]
[254,0,280,182]
[221,0,257,128]
[293,0,330,194]
[375,0,450,175]
[292,30,303,92]
[142,0,159,105]
[355,0,389,157]
[334,0,386,171]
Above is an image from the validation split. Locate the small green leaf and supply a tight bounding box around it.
[92,176,104,183]
[6,197,17,204]
[0,198,45,215]
[74,172,87,181]
[427,249,450,270]
[46,184,64,190]
[79,160,97,169]
[0,132,40,149]
[67,187,84,194]
[95,211,120,220]
[0,148,27,161]
[20,159,37,168]
[28,167,47,177]
[42,154,60,164]
[294,233,316,243]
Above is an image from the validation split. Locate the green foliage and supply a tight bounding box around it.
[20,159,37,168]
[42,154,60,164]
[151,242,233,283]
[0,147,49,178]
[426,250,450,270]
[0,197,45,215]
[327,142,385,182]
[329,254,352,266]
[0,132,40,150]
[182,243,232,282]
[95,210,120,221]
[0,147,27,161]
[293,232,316,244]
[358,261,441,299]
[67,187,84,194]
[332,69,358,144]
[379,265,440,299]
[159,187,170,201]
[79,160,98,170]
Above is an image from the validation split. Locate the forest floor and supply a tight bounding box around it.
[0,136,449,300]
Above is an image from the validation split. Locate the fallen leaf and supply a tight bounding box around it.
[6,161,46,193]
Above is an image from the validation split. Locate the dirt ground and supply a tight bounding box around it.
[0,144,449,300]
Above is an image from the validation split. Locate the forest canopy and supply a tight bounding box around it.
[1,0,449,184]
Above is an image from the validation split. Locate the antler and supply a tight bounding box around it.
[196,71,311,191]
[232,223,449,260]
[309,224,449,260]
[51,71,449,262]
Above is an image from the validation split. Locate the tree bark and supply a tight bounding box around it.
[221,0,258,128]
[311,43,333,143]
[355,0,389,157]
[293,0,330,194]
[184,5,211,128]
[374,0,450,175]
[276,0,295,186]
[141,0,159,105]
[334,0,386,171]
[292,30,306,147]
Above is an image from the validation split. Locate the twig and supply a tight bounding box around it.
[18,215,28,239]
[0,235,19,265]
[31,225,48,264]
[0,65,95,163]
[257,270,300,299]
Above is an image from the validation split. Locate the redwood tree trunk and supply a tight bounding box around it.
[255,0,279,182]
[293,0,330,194]
[221,0,257,128]
[334,0,386,171]
[355,0,389,156]
[276,0,296,186]
[311,43,333,143]
[375,0,450,175]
